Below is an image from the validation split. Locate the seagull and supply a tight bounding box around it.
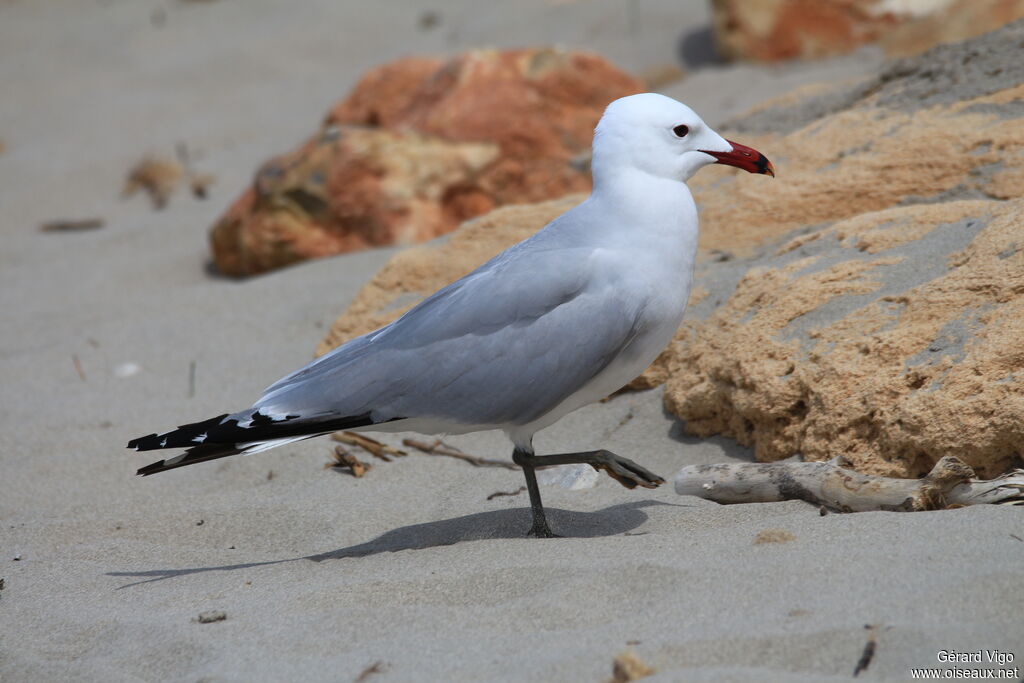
[129,93,774,537]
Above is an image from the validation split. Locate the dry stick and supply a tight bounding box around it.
[486,486,526,500]
[355,660,387,682]
[326,446,371,478]
[674,456,1024,512]
[402,438,519,470]
[332,431,406,462]
[71,354,86,381]
[853,624,879,677]
[40,218,105,232]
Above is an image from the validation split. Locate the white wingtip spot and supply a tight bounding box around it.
[159,438,168,448]
[192,432,207,444]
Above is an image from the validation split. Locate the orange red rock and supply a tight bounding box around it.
[210,49,642,277]
[711,0,1024,62]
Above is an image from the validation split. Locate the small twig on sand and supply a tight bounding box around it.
[194,610,227,624]
[332,432,406,461]
[326,446,371,477]
[40,218,105,233]
[402,439,518,470]
[355,660,387,682]
[853,624,879,677]
[72,354,86,381]
[675,456,1024,512]
[486,486,526,500]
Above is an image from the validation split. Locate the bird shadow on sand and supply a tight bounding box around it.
[107,499,682,588]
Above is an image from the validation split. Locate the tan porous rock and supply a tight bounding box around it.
[662,22,1024,477]
[687,22,1024,253]
[710,0,1024,62]
[210,49,642,277]
[666,199,1024,478]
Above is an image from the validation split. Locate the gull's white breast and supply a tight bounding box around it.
[506,185,699,447]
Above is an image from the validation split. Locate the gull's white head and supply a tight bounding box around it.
[592,93,774,183]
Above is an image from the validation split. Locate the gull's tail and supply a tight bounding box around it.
[128,410,377,476]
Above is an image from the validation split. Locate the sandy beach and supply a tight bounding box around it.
[2,2,1022,681]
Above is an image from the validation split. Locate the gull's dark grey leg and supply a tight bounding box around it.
[512,447,665,538]
[512,447,558,538]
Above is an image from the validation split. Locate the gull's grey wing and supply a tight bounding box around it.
[255,231,647,428]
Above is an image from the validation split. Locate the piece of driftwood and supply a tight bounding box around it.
[674,456,1024,512]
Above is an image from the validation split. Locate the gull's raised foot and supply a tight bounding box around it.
[590,450,665,490]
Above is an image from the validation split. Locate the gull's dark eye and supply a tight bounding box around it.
[673,124,689,138]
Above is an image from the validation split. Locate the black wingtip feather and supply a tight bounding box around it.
[137,442,243,476]
[128,414,231,451]
[130,411,396,475]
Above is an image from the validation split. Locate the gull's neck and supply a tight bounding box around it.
[589,164,699,240]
